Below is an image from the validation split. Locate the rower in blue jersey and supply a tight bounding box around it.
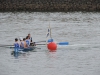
[14,38,20,52]
[25,36,30,47]
[14,38,20,48]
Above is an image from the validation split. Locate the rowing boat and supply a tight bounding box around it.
[13,46,36,52]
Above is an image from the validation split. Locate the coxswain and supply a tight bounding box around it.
[28,33,32,42]
[28,33,36,46]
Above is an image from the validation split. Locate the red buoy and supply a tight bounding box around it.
[47,42,57,51]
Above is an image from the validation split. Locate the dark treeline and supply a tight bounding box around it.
[0,0,100,12]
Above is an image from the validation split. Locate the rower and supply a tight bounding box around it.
[25,36,30,47]
[28,33,32,42]
[14,38,20,48]
[22,38,28,48]
[19,37,23,48]
[27,33,36,46]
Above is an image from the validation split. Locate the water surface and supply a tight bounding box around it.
[0,12,100,75]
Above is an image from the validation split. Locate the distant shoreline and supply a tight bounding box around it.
[0,0,100,12]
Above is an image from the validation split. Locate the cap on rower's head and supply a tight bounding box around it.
[19,37,23,41]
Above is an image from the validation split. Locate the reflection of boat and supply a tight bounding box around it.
[11,46,36,58]
[15,46,36,52]
[11,51,25,58]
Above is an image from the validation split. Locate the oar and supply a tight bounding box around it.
[47,39,69,45]
[57,42,69,45]
[0,41,69,47]
[36,42,69,45]
[0,40,46,47]
[35,41,46,43]
[0,42,69,46]
[0,45,13,47]
[36,44,46,45]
